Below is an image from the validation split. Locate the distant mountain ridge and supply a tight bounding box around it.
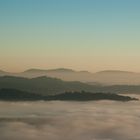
[0,68,140,85]
[24,68,76,73]
[96,70,135,74]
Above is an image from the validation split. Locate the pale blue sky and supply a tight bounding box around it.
[0,0,140,72]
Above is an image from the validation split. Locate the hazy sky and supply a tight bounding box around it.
[0,0,140,72]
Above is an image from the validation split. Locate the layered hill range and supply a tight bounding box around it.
[1,75,140,94]
[0,68,140,85]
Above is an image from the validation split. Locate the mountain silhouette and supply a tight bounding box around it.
[0,76,140,94]
[0,76,94,95]
[1,68,140,85]
[0,88,137,101]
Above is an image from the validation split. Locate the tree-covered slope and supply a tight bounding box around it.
[0,89,137,101]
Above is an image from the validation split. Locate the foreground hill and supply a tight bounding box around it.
[46,91,138,101]
[0,88,44,101]
[0,89,137,101]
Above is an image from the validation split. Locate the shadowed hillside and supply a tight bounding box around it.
[1,76,140,95]
[0,89,137,101]
[0,76,94,95]
[45,91,138,101]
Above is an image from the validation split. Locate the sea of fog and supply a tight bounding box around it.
[0,94,140,140]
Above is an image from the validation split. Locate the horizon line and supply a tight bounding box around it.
[0,67,139,74]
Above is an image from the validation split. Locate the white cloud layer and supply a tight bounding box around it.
[0,98,140,140]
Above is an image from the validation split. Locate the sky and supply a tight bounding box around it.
[0,0,140,72]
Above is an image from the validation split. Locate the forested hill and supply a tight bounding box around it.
[1,76,140,95]
[0,76,94,95]
[0,89,137,101]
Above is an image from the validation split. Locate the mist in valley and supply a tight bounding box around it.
[0,95,140,140]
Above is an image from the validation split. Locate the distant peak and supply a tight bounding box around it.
[47,68,75,72]
[79,71,90,74]
[24,68,75,73]
[96,70,135,74]
[24,69,47,73]
[31,76,62,81]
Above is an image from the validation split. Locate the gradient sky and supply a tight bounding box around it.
[0,0,140,72]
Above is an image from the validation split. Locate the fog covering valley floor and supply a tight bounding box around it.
[0,95,140,140]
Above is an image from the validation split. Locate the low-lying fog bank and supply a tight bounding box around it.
[0,95,140,140]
